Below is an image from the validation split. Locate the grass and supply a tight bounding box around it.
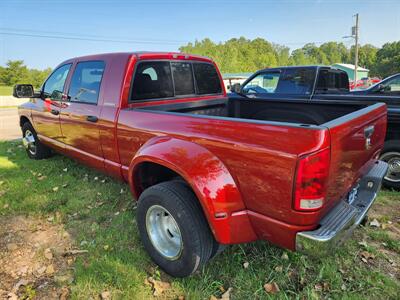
[0,140,399,299]
[0,85,13,96]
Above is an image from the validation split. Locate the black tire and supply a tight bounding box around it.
[209,241,227,260]
[380,140,400,190]
[22,122,52,159]
[136,181,214,277]
[172,178,226,260]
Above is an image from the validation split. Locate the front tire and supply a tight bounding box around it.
[136,181,214,277]
[380,140,400,190]
[22,122,52,159]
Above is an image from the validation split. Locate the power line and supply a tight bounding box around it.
[0,28,346,49]
[0,27,189,44]
[0,31,186,45]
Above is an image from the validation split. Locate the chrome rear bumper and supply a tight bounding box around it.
[296,160,388,255]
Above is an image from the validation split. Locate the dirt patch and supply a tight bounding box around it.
[0,215,75,299]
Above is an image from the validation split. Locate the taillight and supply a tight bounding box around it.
[294,148,330,211]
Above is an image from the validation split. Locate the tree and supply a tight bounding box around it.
[371,41,400,78]
[0,60,29,86]
[28,68,52,88]
[301,43,329,64]
[179,37,399,79]
[0,60,51,88]
[319,42,350,64]
[181,37,283,73]
[348,44,378,74]
[289,49,309,65]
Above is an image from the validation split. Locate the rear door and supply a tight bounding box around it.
[60,60,105,169]
[33,64,72,147]
[322,103,387,211]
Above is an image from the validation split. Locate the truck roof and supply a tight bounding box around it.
[58,52,214,66]
[255,65,341,73]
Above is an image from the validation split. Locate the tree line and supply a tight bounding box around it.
[180,38,400,78]
[0,60,51,88]
[0,39,398,88]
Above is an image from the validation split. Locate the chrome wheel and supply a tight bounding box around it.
[23,129,37,156]
[146,205,183,260]
[380,152,400,183]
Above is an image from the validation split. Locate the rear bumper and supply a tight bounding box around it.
[295,160,388,255]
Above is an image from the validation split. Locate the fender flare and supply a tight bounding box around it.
[128,136,257,244]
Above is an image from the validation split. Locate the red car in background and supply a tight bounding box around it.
[350,77,381,90]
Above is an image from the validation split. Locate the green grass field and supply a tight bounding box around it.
[0,140,399,299]
[0,86,13,96]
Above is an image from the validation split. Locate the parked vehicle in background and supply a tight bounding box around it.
[232,66,400,190]
[350,77,381,90]
[15,53,388,277]
[352,73,400,96]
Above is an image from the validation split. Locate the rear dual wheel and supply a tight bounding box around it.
[137,181,224,277]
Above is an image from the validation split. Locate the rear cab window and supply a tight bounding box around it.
[193,63,222,95]
[130,60,222,101]
[315,69,349,94]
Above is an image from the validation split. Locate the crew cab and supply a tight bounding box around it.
[15,53,388,277]
[232,66,400,189]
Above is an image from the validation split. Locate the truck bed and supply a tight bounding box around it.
[137,97,368,126]
[132,98,386,227]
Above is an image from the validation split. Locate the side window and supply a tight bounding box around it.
[193,63,222,94]
[131,61,174,101]
[68,61,105,104]
[171,62,195,95]
[275,68,316,95]
[243,72,281,94]
[383,76,400,94]
[42,64,71,98]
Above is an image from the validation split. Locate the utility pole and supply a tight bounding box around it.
[353,13,359,83]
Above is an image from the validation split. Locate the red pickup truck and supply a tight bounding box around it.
[14,52,388,277]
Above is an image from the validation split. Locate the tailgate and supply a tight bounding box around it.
[322,103,387,211]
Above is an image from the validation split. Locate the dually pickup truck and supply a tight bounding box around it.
[15,52,388,277]
[232,66,400,189]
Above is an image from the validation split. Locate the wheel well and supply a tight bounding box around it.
[134,162,183,197]
[20,116,30,128]
[133,161,219,242]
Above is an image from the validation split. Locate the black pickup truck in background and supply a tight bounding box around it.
[231,66,400,189]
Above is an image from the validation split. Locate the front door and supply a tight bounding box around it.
[60,60,105,169]
[33,64,72,148]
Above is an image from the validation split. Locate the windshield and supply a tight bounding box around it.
[242,72,280,94]
[242,68,316,95]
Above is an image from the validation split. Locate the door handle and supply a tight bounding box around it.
[50,109,59,115]
[86,115,98,123]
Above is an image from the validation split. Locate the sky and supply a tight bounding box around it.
[1,0,399,69]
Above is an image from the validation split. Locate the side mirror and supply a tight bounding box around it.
[375,84,389,93]
[50,90,64,101]
[377,84,385,92]
[13,84,34,98]
[230,83,242,93]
